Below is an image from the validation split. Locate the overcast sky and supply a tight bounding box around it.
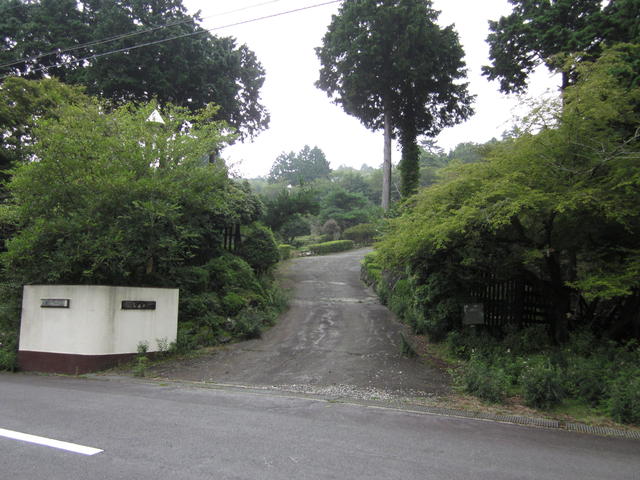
[183,0,559,178]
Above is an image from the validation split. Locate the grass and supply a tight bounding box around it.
[403,331,640,432]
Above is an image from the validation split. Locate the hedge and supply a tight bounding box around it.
[278,244,294,260]
[307,240,355,255]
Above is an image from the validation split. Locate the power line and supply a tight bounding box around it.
[0,0,286,70]
[0,0,342,81]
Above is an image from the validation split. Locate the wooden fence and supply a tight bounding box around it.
[221,224,241,252]
[468,274,552,328]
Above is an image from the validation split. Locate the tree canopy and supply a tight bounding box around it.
[482,0,640,93]
[377,44,640,340]
[316,0,474,199]
[0,0,269,139]
[1,94,263,285]
[267,145,331,185]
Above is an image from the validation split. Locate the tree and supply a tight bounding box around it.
[316,0,474,203]
[482,0,640,93]
[262,187,319,234]
[1,96,262,285]
[378,44,640,340]
[319,187,378,230]
[267,145,331,185]
[0,0,269,139]
[0,77,87,184]
[279,214,310,244]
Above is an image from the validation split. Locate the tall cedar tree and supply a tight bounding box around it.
[482,0,640,93]
[0,0,269,139]
[316,0,474,201]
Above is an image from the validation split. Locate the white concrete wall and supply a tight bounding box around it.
[19,285,178,355]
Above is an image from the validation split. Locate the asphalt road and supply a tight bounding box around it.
[151,248,450,397]
[1,373,639,480]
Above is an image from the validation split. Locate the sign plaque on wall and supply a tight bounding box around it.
[463,303,485,325]
[121,300,156,310]
[41,299,70,308]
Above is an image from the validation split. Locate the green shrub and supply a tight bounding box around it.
[293,234,331,247]
[0,337,17,372]
[564,355,609,406]
[388,278,413,322]
[502,325,551,355]
[462,355,510,403]
[343,223,377,245]
[232,308,264,340]
[608,370,640,424]
[307,240,355,255]
[360,252,382,287]
[521,358,566,409]
[221,292,246,316]
[0,283,22,372]
[238,222,280,274]
[278,244,294,260]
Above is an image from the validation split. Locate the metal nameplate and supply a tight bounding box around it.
[41,298,70,308]
[121,300,156,310]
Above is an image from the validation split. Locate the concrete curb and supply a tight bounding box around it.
[104,374,640,441]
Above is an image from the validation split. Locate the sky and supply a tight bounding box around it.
[182,0,559,178]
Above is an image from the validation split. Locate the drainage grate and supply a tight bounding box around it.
[400,404,638,440]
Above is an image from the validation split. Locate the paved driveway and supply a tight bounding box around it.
[151,248,450,398]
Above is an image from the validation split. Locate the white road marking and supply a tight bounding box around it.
[0,428,103,456]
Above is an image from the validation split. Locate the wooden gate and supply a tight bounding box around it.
[468,274,551,328]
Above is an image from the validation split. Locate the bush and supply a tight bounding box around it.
[238,223,280,274]
[521,358,566,409]
[278,244,294,260]
[608,370,640,424]
[564,355,609,406]
[502,325,551,355]
[321,218,341,240]
[462,355,510,403]
[0,337,17,372]
[343,223,377,245]
[307,240,355,255]
[293,234,331,247]
[360,252,382,287]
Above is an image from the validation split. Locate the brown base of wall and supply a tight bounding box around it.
[18,350,138,375]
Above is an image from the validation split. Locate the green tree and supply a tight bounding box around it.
[1,97,262,285]
[316,0,474,202]
[378,44,640,340]
[0,0,269,139]
[0,77,87,184]
[279,214,310,244]
[482,0,640,93]
[268,145,331,185]
[262,187,319,234]
[319,187,379,230]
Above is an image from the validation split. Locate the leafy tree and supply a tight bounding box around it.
[268,145,331,185]
[316,0,474,203]
[262,186,319,234]
[279,214,310,244]
[0,77,87,184]
[1,97,261,285]
[0,0,269,139]
[238,223,280,274]
[378,44,640,341]
[319,187,379,230]
[330,167,373,199]
[482,0,640,93]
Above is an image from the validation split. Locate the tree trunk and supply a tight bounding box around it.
[381,107,392,211]
[399,116,419,198]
